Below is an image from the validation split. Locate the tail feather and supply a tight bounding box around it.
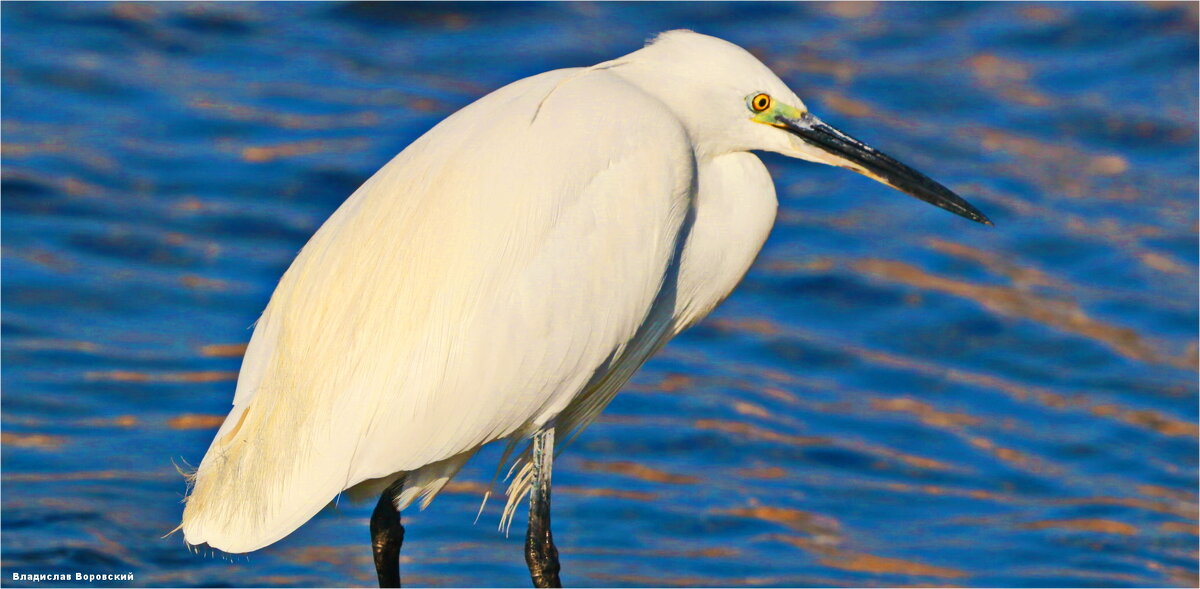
[343,450,474,511]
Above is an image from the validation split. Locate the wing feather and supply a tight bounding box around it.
[181,67,696,553]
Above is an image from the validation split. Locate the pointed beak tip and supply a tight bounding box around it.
[966,210,995,227]
[966,207,994,227]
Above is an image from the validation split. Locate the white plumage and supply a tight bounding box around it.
[180,29,987,556]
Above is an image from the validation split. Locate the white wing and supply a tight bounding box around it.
[181,67,696,553]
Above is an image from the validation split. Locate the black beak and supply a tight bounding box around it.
[777,112,992,226]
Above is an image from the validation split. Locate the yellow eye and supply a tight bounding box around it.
[750,93,772,112]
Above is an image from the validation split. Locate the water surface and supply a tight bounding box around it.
[2,2,1197,587]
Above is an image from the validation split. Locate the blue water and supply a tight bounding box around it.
[2,2,1197,587]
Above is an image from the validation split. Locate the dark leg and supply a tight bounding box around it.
[371,478,405,588]
[525,428,562,588]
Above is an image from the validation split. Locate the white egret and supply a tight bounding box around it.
[179,30,990,587]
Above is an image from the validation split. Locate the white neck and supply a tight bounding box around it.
[673,151,778,332]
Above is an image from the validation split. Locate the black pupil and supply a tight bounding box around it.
[756,96,768,109]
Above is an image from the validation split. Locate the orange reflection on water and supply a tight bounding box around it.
[189,96,380,131]
[692,418,827,446]
[5,470,173,482]
[1020,518,1138,536]
[238,137,369,163]
[167,414,225,429]
[578,459,699,485]
[84,370,238,383]
[1,431,65,449]
[870,397,981,428]
[771,534,968,580]
[716,504,841,539]
[967,54,1051,107]
[199,343,248,358]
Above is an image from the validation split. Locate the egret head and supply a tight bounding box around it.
[619,30,992,225]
